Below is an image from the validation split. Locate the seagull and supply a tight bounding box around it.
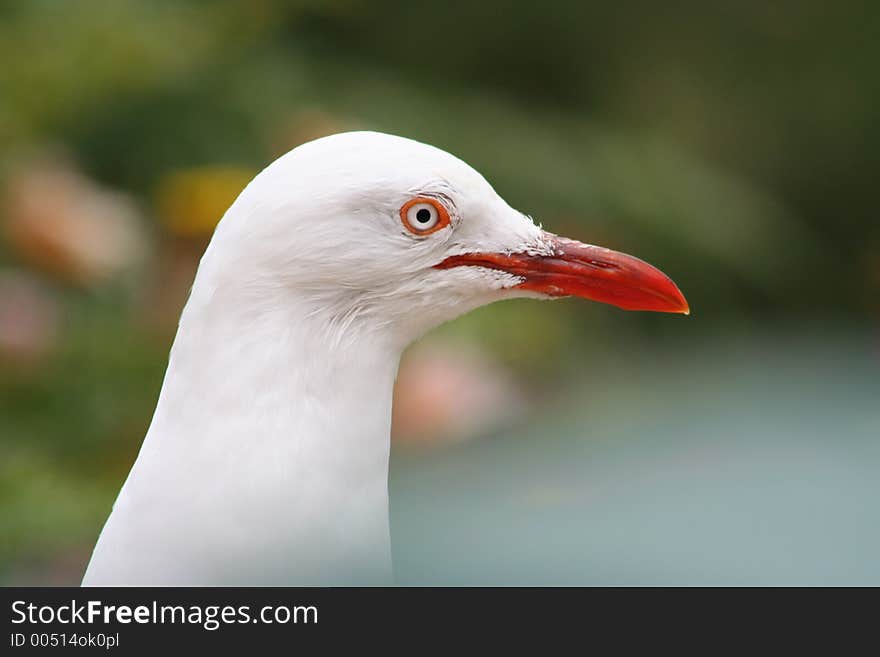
[82,131,688,586]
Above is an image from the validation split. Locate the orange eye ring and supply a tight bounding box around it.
[399,197,451,235]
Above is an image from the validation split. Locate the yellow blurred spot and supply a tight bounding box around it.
[155,166,255,237]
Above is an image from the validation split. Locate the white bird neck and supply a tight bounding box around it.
[87,280,402,585]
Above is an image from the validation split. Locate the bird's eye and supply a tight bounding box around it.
[400,197,450,235]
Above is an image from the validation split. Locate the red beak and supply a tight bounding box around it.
[434,233,689,314]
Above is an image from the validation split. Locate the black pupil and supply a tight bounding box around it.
[415,208,433,223]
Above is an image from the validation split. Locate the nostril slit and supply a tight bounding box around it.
[574,259,619,270]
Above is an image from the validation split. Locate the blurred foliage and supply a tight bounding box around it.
[0,0,878,582]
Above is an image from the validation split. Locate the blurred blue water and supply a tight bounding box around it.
[390,330,880,585]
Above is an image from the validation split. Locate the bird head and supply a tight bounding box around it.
[202,131,688,347]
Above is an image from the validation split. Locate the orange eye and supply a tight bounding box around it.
[400,197,450,235]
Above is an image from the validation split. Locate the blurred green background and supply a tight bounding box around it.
[1,0,878,585]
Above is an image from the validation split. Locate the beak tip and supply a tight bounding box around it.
[665,283,689,316]
[677,296,690,316]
